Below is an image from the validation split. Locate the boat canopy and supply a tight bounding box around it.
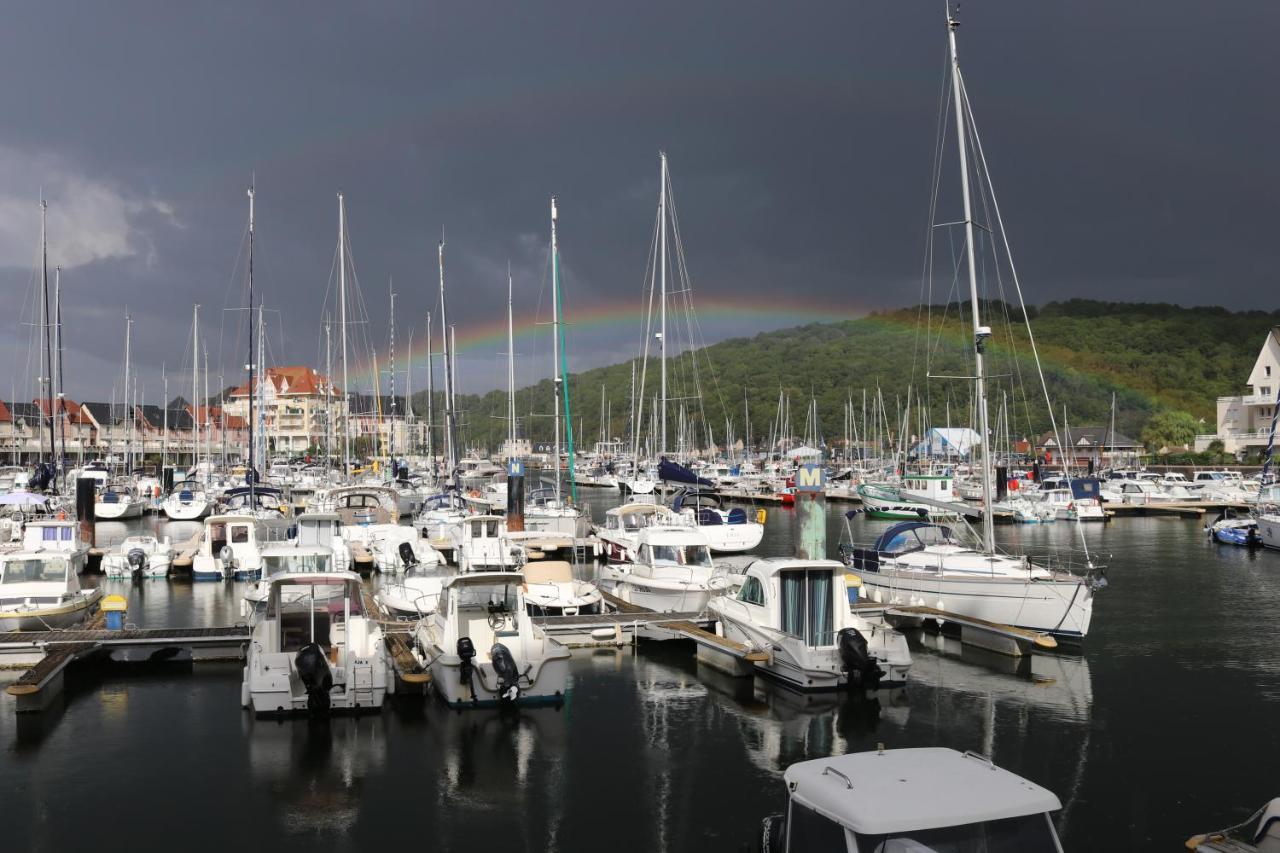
[671,488,722,512]
[873,521,955,554]
[1070,478,1102,500]
[658,458,713,487]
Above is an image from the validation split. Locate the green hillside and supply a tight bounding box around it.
[415,300,1279,456]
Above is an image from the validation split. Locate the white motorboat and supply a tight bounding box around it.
[190,514,290,581]
[524,487,589,538]
[857,476,961,521]
[241,568,391,716]
[607,526,731,613]
[374,565,450,619]
[0,520,97,631]
[671,489,765,554]
[452,514,524,572]
[840,519,1100,640]
[95,481,146,520]
[596,502,679,562]
[365,525,442,575]
[242,543,342,619]
[760,747,1065,852]
[413,571,571,707]
[521,560,603,617]
[1187,796,1280,852]
[102,534,172,579]
[708,558,911,690]
[161,479,213,520]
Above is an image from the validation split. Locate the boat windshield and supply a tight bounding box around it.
[263,554,332,574]
[1,558,67,583]
[453,583,520,614]
[649,544,712,567]
[855,812,1059,851]
[881,526,956,555]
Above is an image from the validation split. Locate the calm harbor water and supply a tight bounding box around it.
[3,494,1279,851]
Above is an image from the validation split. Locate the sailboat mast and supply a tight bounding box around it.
[425,310,434,466]
[338,193,351,476]
[124,314,133,472]
[389,283,397,460]
[324,319,332,464]
[247,184,256,487]
[40,199,55,472]
[438,241,457,473]
[192,305,200,476]
[659,152,668,458]
[552,199,563,501]
[507,264,516,456]
[948,8,996,555]
[54,266,65,484]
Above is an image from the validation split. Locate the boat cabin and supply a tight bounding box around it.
[840,520,957,573]
[898,474,954,501]
[328,486,400,526]
[260,545,335,577]
[734,559,844,647]
[604,502,677,532]
[260,572,366,657]
[22,519,84,554]
[202,514,283,561]
[763,747,1063,852]
[295,513,342,549]
[636,529,714,568]
[0,552,79,599]
[438,572,526,649]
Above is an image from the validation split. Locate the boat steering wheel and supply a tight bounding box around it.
[487,607,510,630]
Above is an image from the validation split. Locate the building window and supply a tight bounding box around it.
[1267,365,1272,377]
[1263,387,1273,397]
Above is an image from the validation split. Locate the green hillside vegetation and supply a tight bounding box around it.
[414,300,1279,459]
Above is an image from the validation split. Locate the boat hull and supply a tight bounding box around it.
[163,500,212,521]
[96,501,145,520]
[427,648,570,708]
[0,591,101,631]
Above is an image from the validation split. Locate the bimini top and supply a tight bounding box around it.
[671,489,722,512]
[871,521,954,553]
[784,747,1061,835]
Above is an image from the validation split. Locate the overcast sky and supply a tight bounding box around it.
[0,1,1275,403]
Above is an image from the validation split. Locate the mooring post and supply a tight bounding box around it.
[76,477,95,548]
[795,462,826,560]
[506,458,525,533]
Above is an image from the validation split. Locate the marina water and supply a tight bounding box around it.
[3,495,1277,851]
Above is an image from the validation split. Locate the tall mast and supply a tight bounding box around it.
[450,325,458,443]
[54,266,65,485]
[405,327,414,455]
[438,240,457,473]
[255,304,265,491]
[948,8,995,555]
[247,183,256,486]
[40,199,55,473]
[389,282,397,460]
[551,196,577,504]
[124,313,133,472]
[551,197,562,501]
[658,152,668,458]
[192,305,200,476]
[338,193,351,476]
[425,309,434,466]
[162,366,168,475]
[507,262,517,457]
[324,318,332,464]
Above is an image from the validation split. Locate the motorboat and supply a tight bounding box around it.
[219,485,291,520]
[760,747,1064,852]
[190,514,290,581]
[95,481,147,520]
[373,564,450,620]
[596,502,679,562]
[242,543,342,619]
[241,568,391,716]
[524,487,588,538]
[857,475,961,520]
[840,519,1100,640]
[607,526,731,613]
[452,514,524,572]
[521,560,603,617]
[708,558,910,690]
[413,571,571,707]
[102,534,172,579]
[161,479,213,521]
[1187,796,1280,852]
[0,520,97,630]
[364,525,443,575]
[670,489,765,554]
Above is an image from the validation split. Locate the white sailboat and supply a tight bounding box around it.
[841,9,1103,641]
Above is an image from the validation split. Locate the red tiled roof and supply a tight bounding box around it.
[229,366,337,398]
[0,400,11,423]
[35,398,86,424]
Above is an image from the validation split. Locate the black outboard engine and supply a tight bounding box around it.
[490,642,521,703]
[126,547,148,578]
[398,541,418,571]
[837,628,884,690]
[294,642,334,716]
[457,637,478,702]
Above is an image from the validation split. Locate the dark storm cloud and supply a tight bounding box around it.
[0,1,1274,401]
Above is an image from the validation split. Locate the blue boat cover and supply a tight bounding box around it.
[1070,478,1102,500]
[727,507,748,525]
[697,508,723,526]
[658,458,713,487]
[872,521,953,552]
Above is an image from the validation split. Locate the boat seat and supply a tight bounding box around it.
[524,561,572,584]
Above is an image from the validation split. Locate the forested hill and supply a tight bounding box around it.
[419,300,1280,455]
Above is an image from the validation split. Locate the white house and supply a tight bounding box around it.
[1195,326,1280,456]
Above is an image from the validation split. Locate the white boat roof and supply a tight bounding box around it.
[608,502,675,515]
[785,748,1061,835]
[443,571,524,588]
[742,557,845,578]
[261,544,333,557]
[638,526,710,546]
[266,569,361,585]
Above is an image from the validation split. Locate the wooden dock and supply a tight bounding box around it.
[881,604,1057,656]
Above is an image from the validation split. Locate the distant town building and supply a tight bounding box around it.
[1195,326,1280,457]
[223,366,344,455]
[1035,427,1143,468]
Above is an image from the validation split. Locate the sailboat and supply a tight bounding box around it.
[841,8,1103,641]
[163,305,214,519]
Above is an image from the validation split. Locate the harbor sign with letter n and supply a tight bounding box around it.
[795,463,825,491]
[508,460,524,478]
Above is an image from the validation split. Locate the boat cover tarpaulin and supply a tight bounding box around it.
[658,458,712,486]
[1069,478,1102,500]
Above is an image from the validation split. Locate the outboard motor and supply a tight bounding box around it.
[126,547,148,578]
[457,637,478,702]
[294,642,334,716]
[398,541,419,571]
[490,642,521,703]
[837,628,884,690]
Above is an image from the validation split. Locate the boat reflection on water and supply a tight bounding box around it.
[245,715,387,837]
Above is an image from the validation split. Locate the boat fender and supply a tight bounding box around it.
[457,637,478,702]
[490,642,521,703]
[756,508,767,525]
[837,628,885,690]
[294,642,334,716]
